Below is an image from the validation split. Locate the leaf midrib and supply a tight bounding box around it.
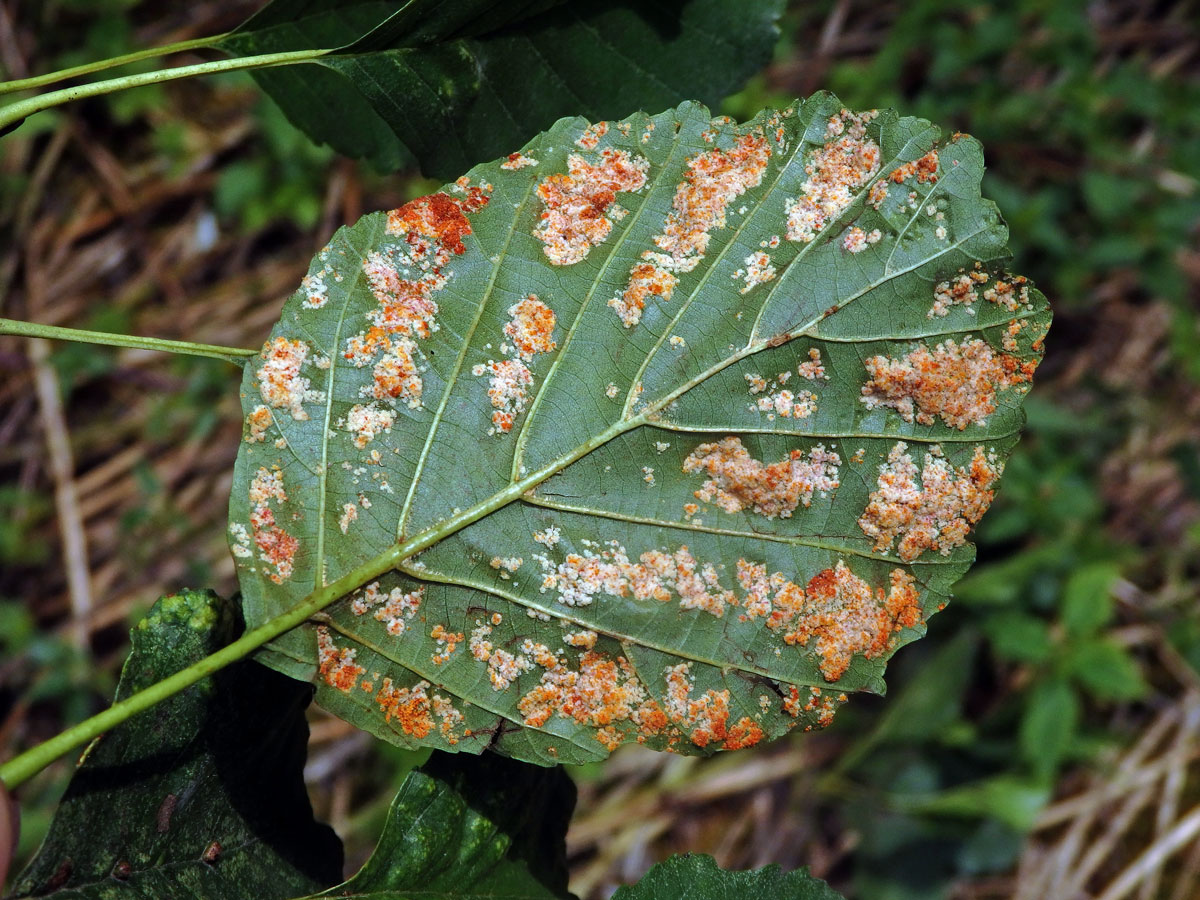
[397,176,540,540]
[508,110,693,481]
[314,227,372,590]
[620,107,833,418]
[519,494,910,562]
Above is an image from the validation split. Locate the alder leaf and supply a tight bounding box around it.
[230,93,1050,765]
[302,752,574,899]
[10,591,342,899]
[612,854,845,900]
[219,0,785,178]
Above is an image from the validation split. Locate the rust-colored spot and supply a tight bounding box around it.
[612,133,770,326]
[368,340,423,407]
[543,543,736,616]
[683,437,840,519]
[929,267,1033,318]
[663,663,731,748]
[344,189,489,410]
[887,149,939,185]
[517,650,650,738]
[723,716,765,750]
[317,626,365,693]
[738,559,923,682]
[351,582,423,636]
[858,442,1000,561]
[503,296,557,360]
[345,402,395,448]
[244,404,272,443]
[386,191,482,255]
[256,337,314,421]
[535,148,648,266]
[860,338,1033,430]
[474,358,533,435]
[248,466,297,583]
[501,152,538,170]
[786,110,881,243]
[375,678,434,739]
[799,562,923,681]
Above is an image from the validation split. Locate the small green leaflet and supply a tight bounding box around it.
[230,93,1050,766]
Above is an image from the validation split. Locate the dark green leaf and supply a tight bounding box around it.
[230,94,1050,765]
[1059,561,1118,637]
[893,775,1049,832]
[308,752,574,899]
[1018,677,1079,779]
[11,590,341,899]
[984,611,1052,663]
[612,854,843,900]
[220,0,785,178]
[1065,638,1148,701]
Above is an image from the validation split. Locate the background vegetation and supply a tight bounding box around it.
[0,0,1197,897]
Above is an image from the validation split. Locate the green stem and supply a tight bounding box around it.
[0,34,227,96]
[0,47,330,135]
[0,543,406,790]
[0,416,639,791]
[0,317,257,365]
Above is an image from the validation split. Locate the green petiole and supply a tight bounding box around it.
[0,318,257,365]
[0,47,330,136]
[0,34,228,96]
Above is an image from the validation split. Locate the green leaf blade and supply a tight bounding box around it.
[612,854,845,900]
[310,752,573,899]
[230,93,1050,765]
[219,0,786,178]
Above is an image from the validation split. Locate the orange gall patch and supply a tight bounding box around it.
[861,338,1030,430]
[256,337,313,421]
[503,296,557,360]
[317,626,364,693]
[534,149,648,266]
[385,191,483,256]
[858,442,1000,561]
[245,404,272,443]
[374,678,434,739]
[723,717,765,750]
[248,466,296,583]
[798,561,924,681]
[786,109,881,243]
[887,149,939,185]
[683,437,840,519]
[614,133,770,326]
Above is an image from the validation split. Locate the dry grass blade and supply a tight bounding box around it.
[1017,683,1200,899]
[27,337,93,649]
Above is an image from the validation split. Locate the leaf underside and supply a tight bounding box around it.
[220,0,784,178]
[230,92,1051,766]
